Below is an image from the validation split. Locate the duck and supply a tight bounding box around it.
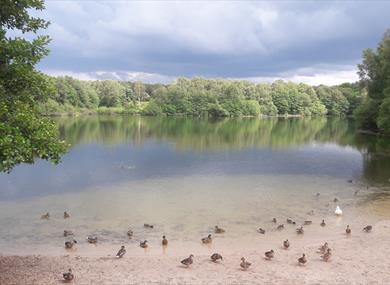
[264,249,274,260]
[272,218,277,223]
[315,192,320,197]
[116,245,126,258]
[140,240,148,248]
[162,235,168,246]
[320,220,326,227]
[64,211,70,219]
[363,225,372,232]
[87,236,98,244]
[318,242,328,253]
[277,224,284,230]
[41,212,50,220]
[257,228,266,234]
[201,234,212,244]
[286,218,296,225]
[214,226,225,234]
[321,248,332,262]
[63,230,74,237]
[181,254,194,267]
[304,220,312,225]
[144,223,154,229]
[333,198,339,203]
[348,179,353,183]
[127,229,133,238]
[63,268,74,282]
[210,253,223,262]
[283,239,290,249]
[346,225,351,235]
[296,226,304,234]
[335,206,343,216]
[298,254,307,265]
[65,239,77,249]
[240,257,251,270]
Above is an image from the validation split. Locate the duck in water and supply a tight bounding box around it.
[210,253,223,262]
[65,240,77,249]
[201,234,212,244]
[181,254,194,267]
[63,268,74,282]
[116,246,126,258]
[64,211,70,219]
[162,236,168,246]
[214,226,225,233]
[264,249,274,260]
[140,240,148,248]
[240,257,251,270]
[283,239,290,249]
[298,254,307,265]
[41,212,50,220]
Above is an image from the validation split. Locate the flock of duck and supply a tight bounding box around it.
[39,206,374,282]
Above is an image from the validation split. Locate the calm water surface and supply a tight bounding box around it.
[0,116,389,255]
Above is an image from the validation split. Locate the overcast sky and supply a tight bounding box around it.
[37,0,390,85]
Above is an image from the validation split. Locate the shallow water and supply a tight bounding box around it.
[0,116,389,256]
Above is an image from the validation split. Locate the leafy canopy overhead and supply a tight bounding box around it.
[0,0,67,172]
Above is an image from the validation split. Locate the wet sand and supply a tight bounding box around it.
[1,220,389,285]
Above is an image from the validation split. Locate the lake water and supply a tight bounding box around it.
[0,116,390,256]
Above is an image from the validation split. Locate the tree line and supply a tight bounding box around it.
[39,76,365,118]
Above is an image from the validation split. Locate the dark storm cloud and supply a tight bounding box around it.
[38,1,390,83]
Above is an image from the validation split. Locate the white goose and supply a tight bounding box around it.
[335,206,343,216]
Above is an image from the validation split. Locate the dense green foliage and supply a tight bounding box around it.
[0,0,67,172]
[355,29,390,134]
[41,76,364,118]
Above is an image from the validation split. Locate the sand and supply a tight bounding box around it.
[1,220,389,285]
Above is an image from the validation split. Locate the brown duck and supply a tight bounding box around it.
[201,234,212,244]
[210,253,223,262]
[181,254,194,267]
[265,249,274,260]
[63,268,74,282]
[240,257,251,270]
[298,254,307,265]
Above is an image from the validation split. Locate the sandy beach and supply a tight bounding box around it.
[1,220,389,285]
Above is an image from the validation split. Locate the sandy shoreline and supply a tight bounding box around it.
[1,220,389,285]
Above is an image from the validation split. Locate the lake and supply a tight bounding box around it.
[0,116,389,256]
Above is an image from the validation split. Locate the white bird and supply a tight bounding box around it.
[335,206,343,216]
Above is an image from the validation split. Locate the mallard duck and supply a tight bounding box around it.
[258,228,265,234]
[283,239,290,249]
[298,254,307,265]
[144,223,154,229]
[87,236,98,244]
[63,230,74,237]
[320,220,326,227]
[127,229,133,238]
[65,239,77,249]
[318,242,328,253]
[140,240,148,248]
[201,234,212,244]
[240,257,251,270]
[296,226,304,234]
[210,253,223,262]
[116,245,126,258]
[286,218,295,224]
[321,248,332,262]
[64,211,70,219]
[63,268,74,282]
[41,212,50,219]
[333,198,339,203]
[214,226,225,234]
[162,235,168,246]
[272,218,277,223]
[304,220,312,225]
[264,249,274,260]
[335,206,342,216]
[277,224,284,230]
[363,225,372,232]
[346,225,351,234]
[181,254,194,267]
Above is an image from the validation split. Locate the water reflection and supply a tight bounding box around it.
[0,116,389,201]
